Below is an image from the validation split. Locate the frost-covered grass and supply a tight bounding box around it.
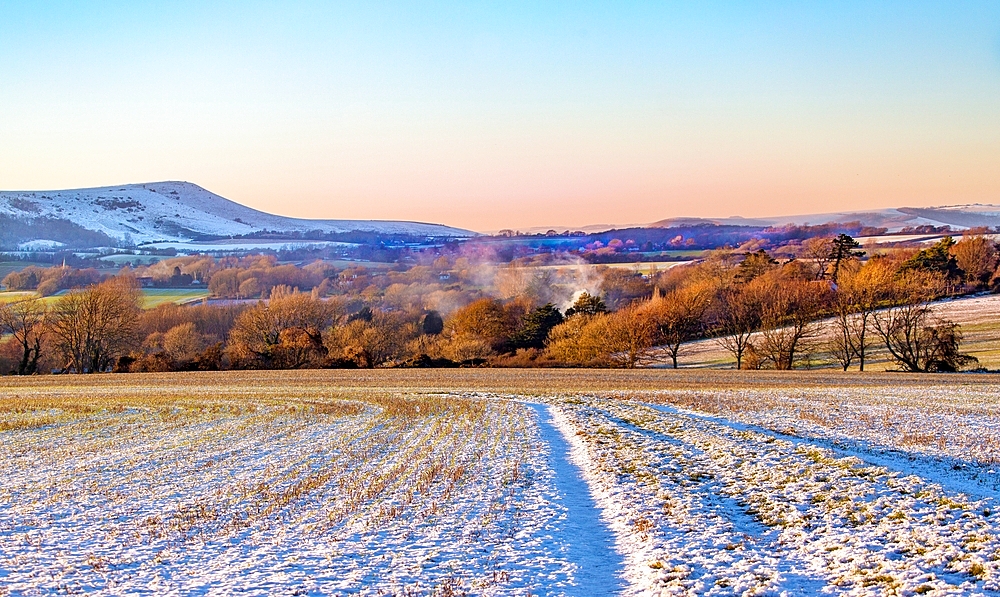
[552,395,1000,595]
[4,370,1000,596]
[615,383,1000,470]
[0,376,597,596]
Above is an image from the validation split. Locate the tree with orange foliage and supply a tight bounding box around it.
[602,305,658,368]
[0,297,48,375]
[445,298,521,353]
[952,234,998,289]
[641,285,710,368]
[544,313,608,365]
[227,287,337,368]
[325,311,416,368]
[544,306,655,368]
[714,285,762,370]
[757,277,832,369]
[828,258,893,371]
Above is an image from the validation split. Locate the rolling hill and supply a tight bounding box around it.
[0,181,474,250]
[650,204,1000,232]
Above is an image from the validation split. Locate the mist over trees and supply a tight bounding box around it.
[1,233,996,374]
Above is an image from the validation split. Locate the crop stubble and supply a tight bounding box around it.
[3,369,1000,595]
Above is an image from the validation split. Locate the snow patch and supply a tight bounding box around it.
[16,239,66,251]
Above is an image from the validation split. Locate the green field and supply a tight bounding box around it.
[0,262,49,281]
[138,288,211,308]
[0,288,209,309]
[0,291,38,304]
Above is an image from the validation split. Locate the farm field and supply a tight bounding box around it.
[136,287,211,308]
[2,370,1000,595]
[0,288,210,309]
[0,291,37,304]
[0,263,49,281]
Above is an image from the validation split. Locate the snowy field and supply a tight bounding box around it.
[2,371,1000,595]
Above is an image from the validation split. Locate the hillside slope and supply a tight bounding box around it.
[0,181,474,248]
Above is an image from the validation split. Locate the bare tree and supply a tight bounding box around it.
[827,262,877,371]
[758,280,829,370]
[602,305,657,368]
[827,308,856,371]
[0,297,48,375]
[714,285,762,369]
[801,236,833,280]
[874,302,953,372]
[872,272,974,372]
[228,287,337,368]
[642,285,710,368]
[49,277,143,373]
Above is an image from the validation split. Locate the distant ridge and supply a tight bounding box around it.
[0,181,474,249]
[649,204,1000,233]
[505,204,1000,238]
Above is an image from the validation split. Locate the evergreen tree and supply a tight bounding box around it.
[512,303,564,350]
[829,233,865,282]
[734,249,777,283]
[901,237,962,281]
[565,292,607,317]
[420,310,444,335]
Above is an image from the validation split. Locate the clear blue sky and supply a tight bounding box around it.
[1,1,998,231]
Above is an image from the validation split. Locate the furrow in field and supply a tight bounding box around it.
[553,397,1000,595]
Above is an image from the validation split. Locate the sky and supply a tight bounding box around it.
[1,2,998,232]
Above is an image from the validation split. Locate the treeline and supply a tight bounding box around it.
[0,214,117,250]
[1,234,997,374]
[3,266,108,296]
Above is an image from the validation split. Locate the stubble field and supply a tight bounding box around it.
[2,370,1000,596]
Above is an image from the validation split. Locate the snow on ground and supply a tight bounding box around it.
[137,240,358,252]
[0,389,622,596]
[15,240,66,251]
[4,376,1000,596]
[548,394,1000,595]
[609,383,1000,475]
[528,403,627,596]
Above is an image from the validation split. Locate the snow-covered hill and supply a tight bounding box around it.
[0,181,474,248]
